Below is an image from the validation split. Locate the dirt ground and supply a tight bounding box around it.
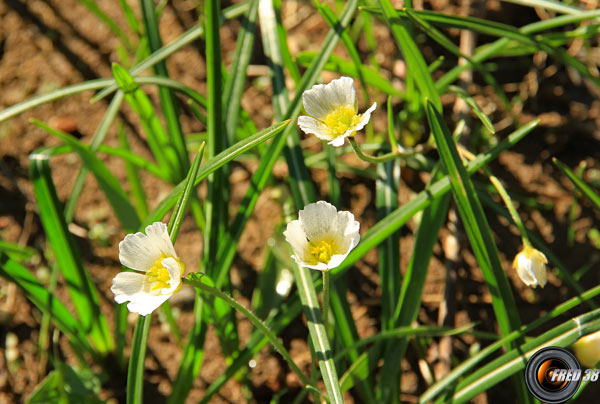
[1,0,600,403]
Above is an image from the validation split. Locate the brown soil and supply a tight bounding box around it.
[1,0,600,403]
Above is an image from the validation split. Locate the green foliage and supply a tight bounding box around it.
[1,1,599,404]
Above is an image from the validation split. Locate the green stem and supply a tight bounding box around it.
[183,276,312,388]
[348,138,423,164]
[322,270,331,337]
[458,146,531,247]
[487,173,531,247]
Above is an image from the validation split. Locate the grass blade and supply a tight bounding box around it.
[78,0,134,51]
[145,120,289,227]
[332,120,539,276]
[450,308,600,403]
[204,0,227,266]
[140,0,189,178]
[223,0,259,145]
[118,123,149,219]
[129,145,206,404]
[425,100,520,336]
[553,157,600,210]
[0,253,93,355]
[64,91,125,223]
[425,100,529,402]
[29,150,114,354]
[448,85,495,134]
[112,64,177,180]
[31,119,141,232]
[500,0,587,15]
[292,263,344,404]
[377,0,441,111]
[420,284,600,402]
[126,315,151,404]
[377,169,451,400]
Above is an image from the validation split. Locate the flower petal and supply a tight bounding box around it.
[144,222,177,259]
[111,271,145,303]
[335,210,361,251]
[328,136,346,147]
[298,116,332,141]
[303,77,356,120]
[353,102,377,132]
[119,232,160,272]
[119,222,176,271]
[283,219,309,260]
[531,254,547,288]
[291,254,329,271]
[111,272,170,315]
[298,201,339,242]
[126,294,171,316]
[515,254,537,287]
[160,257,182,295]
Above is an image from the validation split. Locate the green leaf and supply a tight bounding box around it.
[447,85,495,134]
[500,0,587,15]
[78,0,133,52]
[31,119,141,232]
[259,0,315,207]
[223,0,259,145]
[377,168,451,400]
[0,254,93,355]
[425,100,530,403]
[112,63,177,180]
[332,120,539,276]
[421,284,600,402]
[144,120,290,226]
[25,362,105,404]
[553,157,600,210]
[450,308,600,403]
[140,0,189,178]
[377,0,441,111]
[0,240,37,261]
[425,99,520,336]
[64,91,125,223]
[29,152,114,354]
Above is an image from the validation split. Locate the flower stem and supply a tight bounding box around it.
[348,137,424,164]
[487,174,531,247]
[184,275,312,388]
[457,145,531,247]
[322,270,330,336]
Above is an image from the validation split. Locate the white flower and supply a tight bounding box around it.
[283,201,360,271]
[512,246,548,288]
[298,76,377,147]
[111,222,183,315]
[573,331,600,368]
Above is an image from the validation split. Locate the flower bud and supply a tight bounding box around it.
[573,331,600,368]
[512,246,548,288]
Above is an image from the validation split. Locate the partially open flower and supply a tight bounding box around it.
[298,76,377,147]
[111,222,183,315]
[512,246,548,288]
[573,331,600,368]
[283,201,360,271]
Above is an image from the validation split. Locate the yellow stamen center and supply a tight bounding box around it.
[323,105,361,138]
[308,239,336,264]
[145,255,183,293]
